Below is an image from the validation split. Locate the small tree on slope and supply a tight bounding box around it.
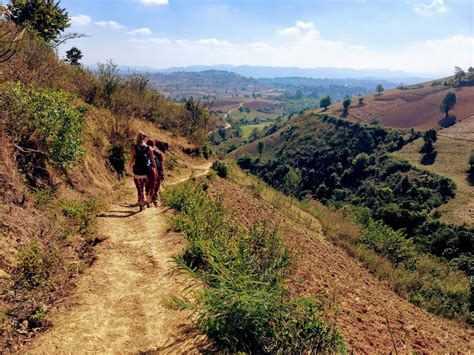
[319,96,332,110]
[376,84,384,96]
[342,97,351,113]
[65,47,82,67]
[440,92,456,117]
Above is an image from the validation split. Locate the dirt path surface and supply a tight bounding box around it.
[27,163,211,354]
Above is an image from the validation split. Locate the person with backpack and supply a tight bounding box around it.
[130,131,156,211]
[146,139,165,206]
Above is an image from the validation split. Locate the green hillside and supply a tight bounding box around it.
[233,113,473,321]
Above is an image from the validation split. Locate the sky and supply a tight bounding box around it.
[61,0,473,75]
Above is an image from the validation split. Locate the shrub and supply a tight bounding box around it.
[211,161,229,178]
[61,197,101,236]
[32,183,59,206]
[162,183,345,353]
[0,82,86,170]
[13,241,54,290]
[165,155,177,170]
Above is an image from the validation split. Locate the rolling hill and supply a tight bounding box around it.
[326,82,474,131]
[230,112,473,325]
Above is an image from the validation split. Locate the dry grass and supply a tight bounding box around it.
[393,136,474,226]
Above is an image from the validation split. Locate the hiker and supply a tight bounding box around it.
[130,131,156,211]
[153,139,166,201]
[145,139,165,206]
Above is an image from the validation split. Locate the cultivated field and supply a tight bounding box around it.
[394,135,474,226]
[439,114,474,141]
[327,85,474,131]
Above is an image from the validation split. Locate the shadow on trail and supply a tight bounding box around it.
[467,170,474,186]
[98,209,139,218]
[143,324,210,354]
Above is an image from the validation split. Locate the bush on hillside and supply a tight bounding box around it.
[13,241,55,290]
[211,161,229,178]
[162,183,345,353]
[0,82,86,171]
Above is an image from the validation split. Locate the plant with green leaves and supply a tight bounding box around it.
[376,84,384,95]
[257,141,264,157]
[162,183,345,353]
[13,241,55,289]
[319,95,332,110]
[440,92,456,117]
[0,82,86,170]
[342,97,351,113]
[282,167,301,206]
[6,0,70,44]
[211,160,228,178]
[65,46,82,67]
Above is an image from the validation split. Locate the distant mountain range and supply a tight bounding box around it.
[155,65,431,83]
[88,64,433,84]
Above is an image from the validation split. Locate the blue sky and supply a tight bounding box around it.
[62,0,473,75]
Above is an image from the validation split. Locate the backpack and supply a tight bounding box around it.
[133,144,151,176]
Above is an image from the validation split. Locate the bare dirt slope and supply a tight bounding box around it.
[27,163,211,354]
[326,85,474,130]
[208,177,473,353]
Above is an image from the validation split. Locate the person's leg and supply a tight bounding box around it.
[153,178,160,206]
[146,169,157,206]
[134,176,146,207]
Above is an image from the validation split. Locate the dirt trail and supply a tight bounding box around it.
[27,162,211,354]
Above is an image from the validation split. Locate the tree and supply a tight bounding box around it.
[469,149,474,171]
[249,127,259,141]
[65,46,82,67]
[6,0,70,44]
[420,129,437,153]
[358,97,364,106]
[97,59,121,108]
[468,67,474,73]
[342,97,351,113]
[319,96,332,110]
[376,84,384,96]
[257,141,264,157]
[282,167,301,206]
[454,66,465,78]
[440,92,456,117]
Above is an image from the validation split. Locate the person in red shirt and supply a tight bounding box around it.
[130,131,156,211]
[146,139,165,206]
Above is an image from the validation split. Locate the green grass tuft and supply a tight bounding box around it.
[162,182,345,353]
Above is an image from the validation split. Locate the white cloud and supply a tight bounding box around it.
[95,21,125,30]
[70,14,91,26]
[140,33,470,74]
[129,27,152,36]
[295,21,314,30]
[278,20,319,39]
[139,0,169,5]
[197,38,231,47]
[414,0,447,15]
[279,27,301,36]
